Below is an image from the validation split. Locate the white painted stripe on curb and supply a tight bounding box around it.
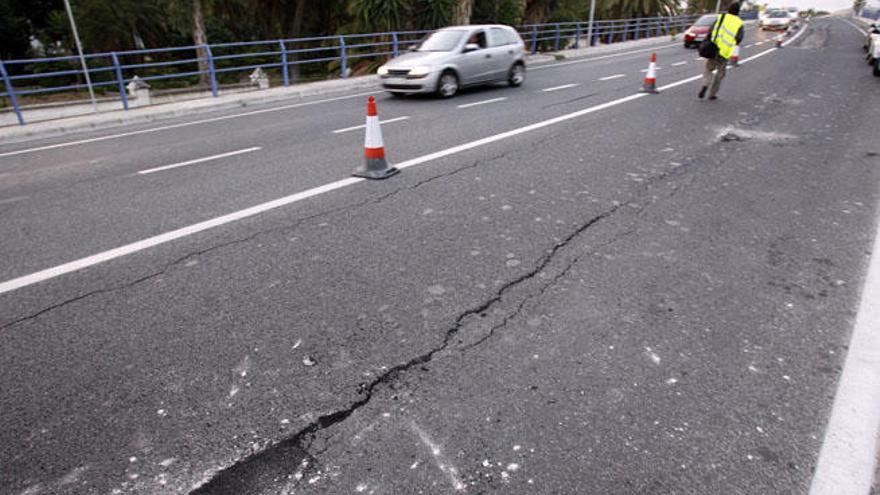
[542,84,580,92]
[457,97,507,109]
[599,74,626,81]
[138,147,262,175]
[0,91,378,158]
[809,212,880,495]
[0,30,807,295]
[671,61,688,66]
[332,116,410,134]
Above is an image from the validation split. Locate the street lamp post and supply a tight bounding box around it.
[63,0,98,112]
[586,0,597,47]
[715,0,723,13]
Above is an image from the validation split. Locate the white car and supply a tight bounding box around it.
[760,10,792,30]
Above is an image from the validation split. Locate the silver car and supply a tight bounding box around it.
[377,25,526,98]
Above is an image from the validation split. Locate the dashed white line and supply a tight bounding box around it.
[755,41,765,45]
[542,84,580,92]
[599,74,626,81]
[671,61,688,66]
[457,97,507,109]
[138,147,262,175]
[0,91,377,158]
[332,116,410,134]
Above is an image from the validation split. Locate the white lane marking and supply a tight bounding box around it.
[755,41,765,45]
[671,61,688,66]
[542,84,579,92]
[0,91,378,158]
[809,212,880,495]
[531,42,680,71]
[599,74,626,81]
[694,56,704,61]
[138,147,262,175]
[841,17,870,34]
[0,177,364,295]
[0,32,807,295]
[0,195,29,206]
[457,97,507,109]
[332,116,410,134]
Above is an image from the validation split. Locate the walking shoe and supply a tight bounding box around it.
[698,86,708,99]
[708,95,718,100]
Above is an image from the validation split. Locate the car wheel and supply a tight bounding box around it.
[874,58,880,77]
[684,42,691,48]
[436,71,459,98]
[508,63,525,87]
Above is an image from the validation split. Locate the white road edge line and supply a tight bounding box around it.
[332,116,410,134]
[457,97,507,109]
[0,29,807,296]
[542,84,580,92]
[840,17,870,34]
[138,147,262,175]
[671,61,688,66]
[808,212,880,495]
[0,91,378,158]
[599,74,626,81]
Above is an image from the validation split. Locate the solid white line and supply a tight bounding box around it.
[138,147,261,175]
[331,116,410,134]
[457,98,507,109]
[599,74,626,81]
[531,42,680,71]
[671,61,688,66]
[0,31,806,295]
[809,212,880,495]
[542,84,579,92]
[840,17,869,34]
[755,41,765,45]
[0,91,378,158]
[0,177,364,295]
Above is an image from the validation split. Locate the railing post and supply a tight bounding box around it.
[204,45,218,97]
[530,25,538,54]
[339,36,347,79]
[111,52,129,111]
[280,41,290,87]
[392,32,399,58]
[623,20,630,41]
[606,21,614,44]
[574,23,581,49]
[664,17,670,36]
[635,18,641,40]
[554,24,560,51]
[0,60,24,126]
[591,23,598,46]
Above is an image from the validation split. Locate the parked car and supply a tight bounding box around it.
[864,22,879,51]
[760,10,792,30]
[683,15,718,48]
[786,7,800,25]
[377,25,526,98]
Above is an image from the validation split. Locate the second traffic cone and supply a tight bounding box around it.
[775,34,784,47]
[640,53,659,94]
[728,45,740,67]
[353,96,399,180]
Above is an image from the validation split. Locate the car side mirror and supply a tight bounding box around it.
[463,43,480,53]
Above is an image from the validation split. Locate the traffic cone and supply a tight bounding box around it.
[728,45,740,67]
[640,53,659,94]
[775,34,784,47]
[353,96,399,180]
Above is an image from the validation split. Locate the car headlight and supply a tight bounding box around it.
[377,66,389,76]
[407,66,432,78]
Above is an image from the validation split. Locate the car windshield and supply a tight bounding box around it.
[787,7,798,12]
[418,30,465,51]
[769,11,788,18]
[695,15,717,26]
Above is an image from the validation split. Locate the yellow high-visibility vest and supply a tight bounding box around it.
[711,14,744,59]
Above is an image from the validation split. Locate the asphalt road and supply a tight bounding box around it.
[1,17,879,495]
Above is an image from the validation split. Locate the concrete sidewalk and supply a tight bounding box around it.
[0,33,683,145]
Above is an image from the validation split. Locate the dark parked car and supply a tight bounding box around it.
[683,15,718,48]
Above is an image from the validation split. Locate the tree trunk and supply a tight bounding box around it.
[290,0,307,81]
[452,0,474,25]
[192,0,210,86]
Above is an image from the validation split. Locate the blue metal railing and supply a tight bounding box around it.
[0,14,718,126]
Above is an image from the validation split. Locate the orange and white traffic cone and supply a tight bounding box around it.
[728,45,740,67]
[640,53,659,94]
[775,34,784,47]
[353,96,398,180]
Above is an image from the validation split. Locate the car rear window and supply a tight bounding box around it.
[695,16,718,26]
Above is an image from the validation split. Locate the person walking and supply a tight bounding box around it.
[699,2,744,100]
